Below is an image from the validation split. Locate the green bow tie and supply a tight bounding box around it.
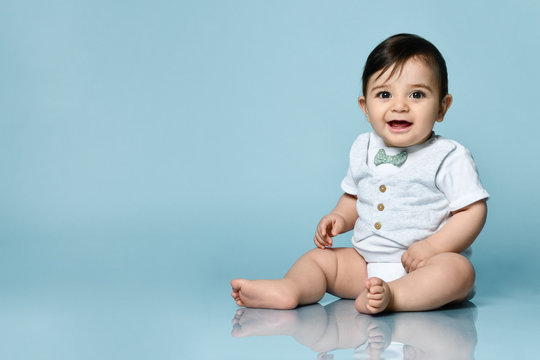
[374,149,408,167]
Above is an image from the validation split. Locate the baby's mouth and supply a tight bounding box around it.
[388,120,412,132]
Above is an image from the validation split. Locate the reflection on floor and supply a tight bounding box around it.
[232,299,477,359]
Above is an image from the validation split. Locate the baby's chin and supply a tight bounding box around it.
[379,132,433,148]
[381,138,420,148]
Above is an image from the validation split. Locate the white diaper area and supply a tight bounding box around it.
[367,262,407,282]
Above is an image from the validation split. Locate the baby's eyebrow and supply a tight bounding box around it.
[369,83,434,93]
[370,84,389,92]
[409,83,433,91]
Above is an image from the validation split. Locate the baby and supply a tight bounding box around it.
[231,34,489,314]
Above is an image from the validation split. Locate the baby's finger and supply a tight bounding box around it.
[401,251,408,263]
[331,218,344,237]
[401,254,410,272]
[404,260,412,273]
[314,234,329,249]
[327,219,336,236]
[317,224,332,240]
[321,235,333,248]
[320,219,332,235]
[316,226,327,242]
[409,259,420,272]
[324,231,334,246]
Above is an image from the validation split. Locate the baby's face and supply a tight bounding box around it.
[358,58,452,148]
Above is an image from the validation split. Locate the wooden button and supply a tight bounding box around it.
[374,222,381,230]
[379,185,386,193]
[377,203,384,211]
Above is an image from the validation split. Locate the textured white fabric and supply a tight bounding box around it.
[365,132,489,212]
[340,132,489,263]
[367,262,407,282]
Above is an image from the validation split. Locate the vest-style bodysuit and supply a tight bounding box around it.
[347,133,456,262]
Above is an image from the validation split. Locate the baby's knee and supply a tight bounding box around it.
[433,253,475,285]
[445,253,476,301]
[305,247,332,259]
[304,246,328,258]
[302,248,337,268]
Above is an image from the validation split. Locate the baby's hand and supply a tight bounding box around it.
[401,240,438,273]
[314,214,345,249]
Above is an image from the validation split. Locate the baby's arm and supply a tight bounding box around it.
[401,200,487,272]
[314,193,358,249]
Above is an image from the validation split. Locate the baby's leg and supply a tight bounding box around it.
[231,247,368,309]
[355,253,475,314]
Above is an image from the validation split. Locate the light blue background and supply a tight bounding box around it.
[1,0,539,358]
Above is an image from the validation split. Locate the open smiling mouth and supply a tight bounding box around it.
[388,120,412,132]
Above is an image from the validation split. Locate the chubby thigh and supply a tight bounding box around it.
[306,247,369,299]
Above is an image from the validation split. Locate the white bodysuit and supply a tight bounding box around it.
[341,132,489,282]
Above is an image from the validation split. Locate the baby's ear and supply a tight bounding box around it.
[358,96,369,116]
[437,94,453,122]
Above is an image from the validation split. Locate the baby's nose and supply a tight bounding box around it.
[391,98,409,112]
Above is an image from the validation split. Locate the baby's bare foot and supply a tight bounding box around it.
[231,279,248,307]
[231,278,298,309]
[354,277,393,314]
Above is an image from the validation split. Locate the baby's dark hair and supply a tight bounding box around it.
[362,34,448,102]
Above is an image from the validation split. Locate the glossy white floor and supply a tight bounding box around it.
[225,292,540,359]
[3,283,538,359]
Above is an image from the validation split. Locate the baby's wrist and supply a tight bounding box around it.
[330,211,346,219]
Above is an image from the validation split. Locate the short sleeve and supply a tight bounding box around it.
[436,143,489,212]
[340,133,370,196]
[341,167,358,195]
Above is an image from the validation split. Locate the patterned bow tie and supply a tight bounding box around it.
[374,149,408,167]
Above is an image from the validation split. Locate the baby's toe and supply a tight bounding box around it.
[368,292,384,300]
[370,277,384,286]
[369,298,384,307]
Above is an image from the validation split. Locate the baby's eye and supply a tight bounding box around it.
[377,91,391,99]
[410,91,425,99]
